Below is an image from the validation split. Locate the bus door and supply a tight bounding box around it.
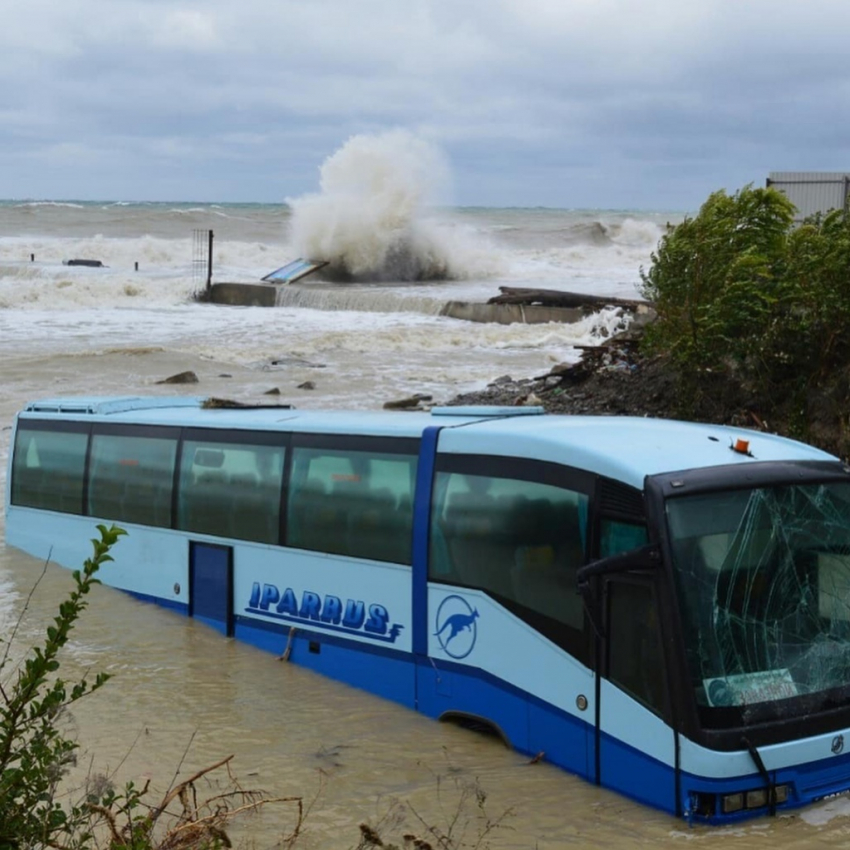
[189,541,234,636]
[597,571,676,811]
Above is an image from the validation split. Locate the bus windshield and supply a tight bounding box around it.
[666,481,850,722]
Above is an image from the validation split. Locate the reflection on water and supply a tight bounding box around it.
[1,540,848,849]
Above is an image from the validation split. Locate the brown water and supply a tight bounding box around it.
[4,354,850,848]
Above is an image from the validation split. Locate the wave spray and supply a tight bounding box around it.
[287,130,492,281]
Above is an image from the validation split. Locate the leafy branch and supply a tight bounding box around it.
[0,524,125,849]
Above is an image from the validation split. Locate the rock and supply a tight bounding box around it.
[156,370,199,384]
[264,387,281,395]
[297,381,316,390]
[218,373,232,378]
[203,397,248,409]
[515,392,544,406]
[383,393,433,410]
[63,258,105,267]
[266,355,327,369]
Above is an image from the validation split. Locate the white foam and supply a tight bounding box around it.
[798,793,850,826]
[288,130,504,281]
[606,216,668,247]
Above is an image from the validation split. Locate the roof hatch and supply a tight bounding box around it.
[24,397,203,416]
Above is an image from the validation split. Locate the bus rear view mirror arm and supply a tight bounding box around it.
[576,544,661,639]
[576,544,661,585]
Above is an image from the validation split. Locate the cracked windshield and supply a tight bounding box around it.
[667,482,850,717]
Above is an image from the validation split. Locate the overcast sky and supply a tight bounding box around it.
[2,0,849,210]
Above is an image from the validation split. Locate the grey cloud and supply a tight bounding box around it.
[3,0,850,206]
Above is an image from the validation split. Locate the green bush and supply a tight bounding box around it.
[639,185,850,420]
[777,208,850,380]
[0,525,124,850]
[639,185,795,373]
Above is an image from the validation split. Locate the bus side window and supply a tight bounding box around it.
[607,580,667,717]
[89,433,177,528]
[440,475,506,594]
[230,472,276,543]
[286,446,417,564]
[600,519,648,558]
[287,477,330,551]
[11,431,45,508]
[431,471,589,634]
[349,457,416,563]
[12,427,87,515]
[223,445,283,544]
[177,439,284,542]
[510,496,586,629]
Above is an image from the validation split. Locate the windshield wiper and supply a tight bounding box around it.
[742,736,777,816]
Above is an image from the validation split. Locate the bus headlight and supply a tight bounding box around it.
[723,785,789,814]
[745,789,767,808]
[722,792,744,813]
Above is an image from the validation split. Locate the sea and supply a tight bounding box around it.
[1,198,848,848]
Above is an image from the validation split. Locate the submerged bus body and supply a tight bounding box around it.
[6,396,850,823]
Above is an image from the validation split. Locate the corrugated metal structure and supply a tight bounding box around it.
[767,172,850,222]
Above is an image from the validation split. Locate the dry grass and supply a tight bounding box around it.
[86,755,304,850]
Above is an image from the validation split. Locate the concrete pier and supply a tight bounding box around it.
[209,282,277,307]
[207,282,651,327]
[439,301,587,325]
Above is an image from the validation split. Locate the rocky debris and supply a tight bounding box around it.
[202,397,293,410]
[297,381,316,390]
[445,309,850,459]
[156,370,199,384]
[264,387,281,395]
[516,391,544,407]
[202,397,252,409]
[488,286,649,311]
[448,339,680,419]
[383,393,434,411]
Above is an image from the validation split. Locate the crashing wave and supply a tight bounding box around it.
[287,130,497,282]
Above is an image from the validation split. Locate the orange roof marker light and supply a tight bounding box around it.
[732,438,751,456]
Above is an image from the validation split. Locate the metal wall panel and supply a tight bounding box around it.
[767,172,849,221]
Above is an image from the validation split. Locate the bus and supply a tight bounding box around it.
[6,395,850,823]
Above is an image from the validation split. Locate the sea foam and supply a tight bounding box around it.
[287,130,502,281]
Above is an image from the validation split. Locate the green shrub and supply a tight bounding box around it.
[639,185,850,424]
[639,185,795,374]
[0,525,125,850]
[0,528,303,850]
[776,209,850,380]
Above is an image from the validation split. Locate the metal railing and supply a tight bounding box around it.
[192,229,214,293]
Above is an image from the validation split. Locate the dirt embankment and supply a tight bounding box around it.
[448,332,850,461]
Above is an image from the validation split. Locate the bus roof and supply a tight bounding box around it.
[433,414,838,488]
[18,396,838,489]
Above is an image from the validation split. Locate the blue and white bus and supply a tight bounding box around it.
[6,395,850,823]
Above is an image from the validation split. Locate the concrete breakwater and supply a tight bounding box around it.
[207,282,654,326]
